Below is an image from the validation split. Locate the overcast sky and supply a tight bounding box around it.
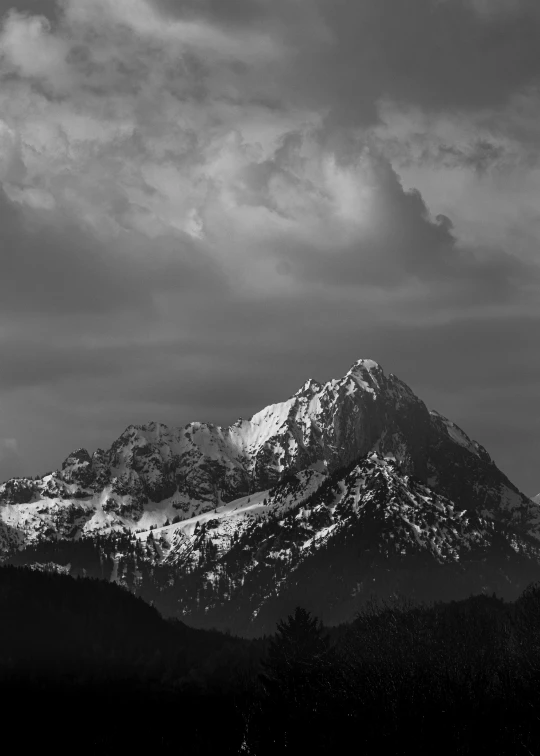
[0,0,539,496]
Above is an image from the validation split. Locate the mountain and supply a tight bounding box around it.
[1,358,540,634]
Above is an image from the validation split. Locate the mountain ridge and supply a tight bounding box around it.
[1,357,537,545]
[1,357,539,633]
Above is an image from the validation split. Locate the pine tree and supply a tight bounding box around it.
[260,607,330,691]
[253,608,333,754]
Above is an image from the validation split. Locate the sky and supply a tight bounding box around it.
[0,0,539,496]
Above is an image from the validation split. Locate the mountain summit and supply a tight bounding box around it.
[1,358,539,633]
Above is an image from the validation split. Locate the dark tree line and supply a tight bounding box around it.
[0,565,264,753]
[2,565,540,754]
[240,591,540,755]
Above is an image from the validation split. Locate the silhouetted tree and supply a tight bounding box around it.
[245,608,335,753]
[261,607,329,684]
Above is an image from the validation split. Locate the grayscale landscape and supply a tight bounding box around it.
[0,1,539,753]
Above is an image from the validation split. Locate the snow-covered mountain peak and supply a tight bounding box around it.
[287,359,384,404]
[348,358,382,374]
[293,378,323,397]
[343,359,385,396]
[62,448,92,469]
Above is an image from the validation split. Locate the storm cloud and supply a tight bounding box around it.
[0,0,539,496]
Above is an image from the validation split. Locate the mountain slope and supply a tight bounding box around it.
[8,452,540,637]
[127,453,540,635]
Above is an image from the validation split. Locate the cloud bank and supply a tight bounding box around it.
[0,0,539,495]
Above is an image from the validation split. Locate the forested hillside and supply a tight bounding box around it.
[2,566,540,754]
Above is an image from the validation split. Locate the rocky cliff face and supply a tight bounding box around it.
[1,357,539,633]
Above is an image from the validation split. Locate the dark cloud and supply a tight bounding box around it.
[0,0,59,20]
[155,0,271,26]
[0,340,127,392]
[0,437,23,482]
[433,141,508,173]
[266,151,539,296]
[155,0,540,126]
[0,0,538,501]
[0,188,225,316]
[0,189,144,315]
[303,0,540,123]
[154,0,311,30]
